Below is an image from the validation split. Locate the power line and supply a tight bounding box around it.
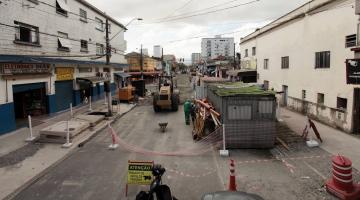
[141,0,260,25]
[155,0,245,21]
[164,0,194,18]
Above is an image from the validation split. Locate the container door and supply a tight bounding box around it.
[353,88,360,134]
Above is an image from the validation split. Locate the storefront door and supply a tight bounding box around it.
[13,83,47,127]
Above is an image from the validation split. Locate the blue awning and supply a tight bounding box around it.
[0,55,129,68]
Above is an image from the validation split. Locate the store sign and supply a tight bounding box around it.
[127,161,153,185]
[56,67,74,81]
[0,63,51,75]
[346,59,360,84]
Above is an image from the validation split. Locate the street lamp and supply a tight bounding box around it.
[110,17,143,41]
[125,17,143,27]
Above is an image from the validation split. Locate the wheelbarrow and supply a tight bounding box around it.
[158,122,168,133]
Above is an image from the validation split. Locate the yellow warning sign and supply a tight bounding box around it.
[127,161,153,185]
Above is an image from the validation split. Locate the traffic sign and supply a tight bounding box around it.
[127,161,153,185]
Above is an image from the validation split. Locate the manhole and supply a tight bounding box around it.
[64,128,75,131]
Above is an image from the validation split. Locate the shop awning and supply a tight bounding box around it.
[77,76,107,84]
[58,37,72,49]
[114,72,131,78]
[56,0,70,12]
[127,71,161,76]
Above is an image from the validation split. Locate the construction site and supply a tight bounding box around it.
[0,73,358,200]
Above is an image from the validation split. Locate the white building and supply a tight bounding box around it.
[201,36,234,60]
[191,53,201,65]
[0,0,127,135]
[240,0,360,134]
[153,45,162,58]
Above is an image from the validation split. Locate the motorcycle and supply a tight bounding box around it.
[136,164,177,200]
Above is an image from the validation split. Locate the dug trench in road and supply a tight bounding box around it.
[13,105,224,200]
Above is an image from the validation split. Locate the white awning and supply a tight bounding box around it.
[58,37,72,48]
[56,0,70,12]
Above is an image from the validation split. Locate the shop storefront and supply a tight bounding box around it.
[0,62,52,131]
[13,82,48,119]
[77,76,107,102]
[55,67,75,112]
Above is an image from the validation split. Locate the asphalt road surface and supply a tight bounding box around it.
[12,76,359,200]
[13,105,224,200]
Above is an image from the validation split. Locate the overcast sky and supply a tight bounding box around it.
[87,0,308,62]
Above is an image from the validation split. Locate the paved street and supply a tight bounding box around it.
[12,103,360,200]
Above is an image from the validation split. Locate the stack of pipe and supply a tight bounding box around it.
[192,99,221,140]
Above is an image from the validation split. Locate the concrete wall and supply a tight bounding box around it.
[240,0,359,132]
[0,0,126,63]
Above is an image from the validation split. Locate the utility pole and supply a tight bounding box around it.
[105,18,112,116]
[233,43,236,69]
[140,44,144,79]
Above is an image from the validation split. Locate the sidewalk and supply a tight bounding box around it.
[0,99,136,200]
[280,108,360,170]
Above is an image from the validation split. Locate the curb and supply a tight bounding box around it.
[3,104,137,200]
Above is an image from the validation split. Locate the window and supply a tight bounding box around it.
[252,47,256,56]
[56,0,69,16]
[79,67,92,73]
[281,56,289,69]
[345,34,356,48]
[58,32,71,51]
[317,93,324,105]
[264,59,269,69]
[315,51,330,68]
[79,9,87,22]
[108,23,111,34]
[245,49,248,57]
[96,43,104,55]
[95,17,104,31]
[14,21,40,45]
[337,97,347,110]
[302,90,306,100]
[80,40,88,52]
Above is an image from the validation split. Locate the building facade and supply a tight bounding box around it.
[0,0,127,135]
[240,0,359,133]
[201,36,234,60]
[191,53,201,65]
[153,45,162,58]
[126,52,159,72]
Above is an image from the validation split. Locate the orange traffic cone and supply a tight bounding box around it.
[228,159,237,191]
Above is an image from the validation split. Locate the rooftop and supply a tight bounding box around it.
[210,82,275,97]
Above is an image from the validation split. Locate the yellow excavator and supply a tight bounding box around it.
[153,75,179,112]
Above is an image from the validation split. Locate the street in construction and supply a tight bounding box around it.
[2,74,358,200]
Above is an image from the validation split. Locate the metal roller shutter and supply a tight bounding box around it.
[55,81,73,112]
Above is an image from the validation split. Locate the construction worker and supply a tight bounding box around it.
[184,100,191,125]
